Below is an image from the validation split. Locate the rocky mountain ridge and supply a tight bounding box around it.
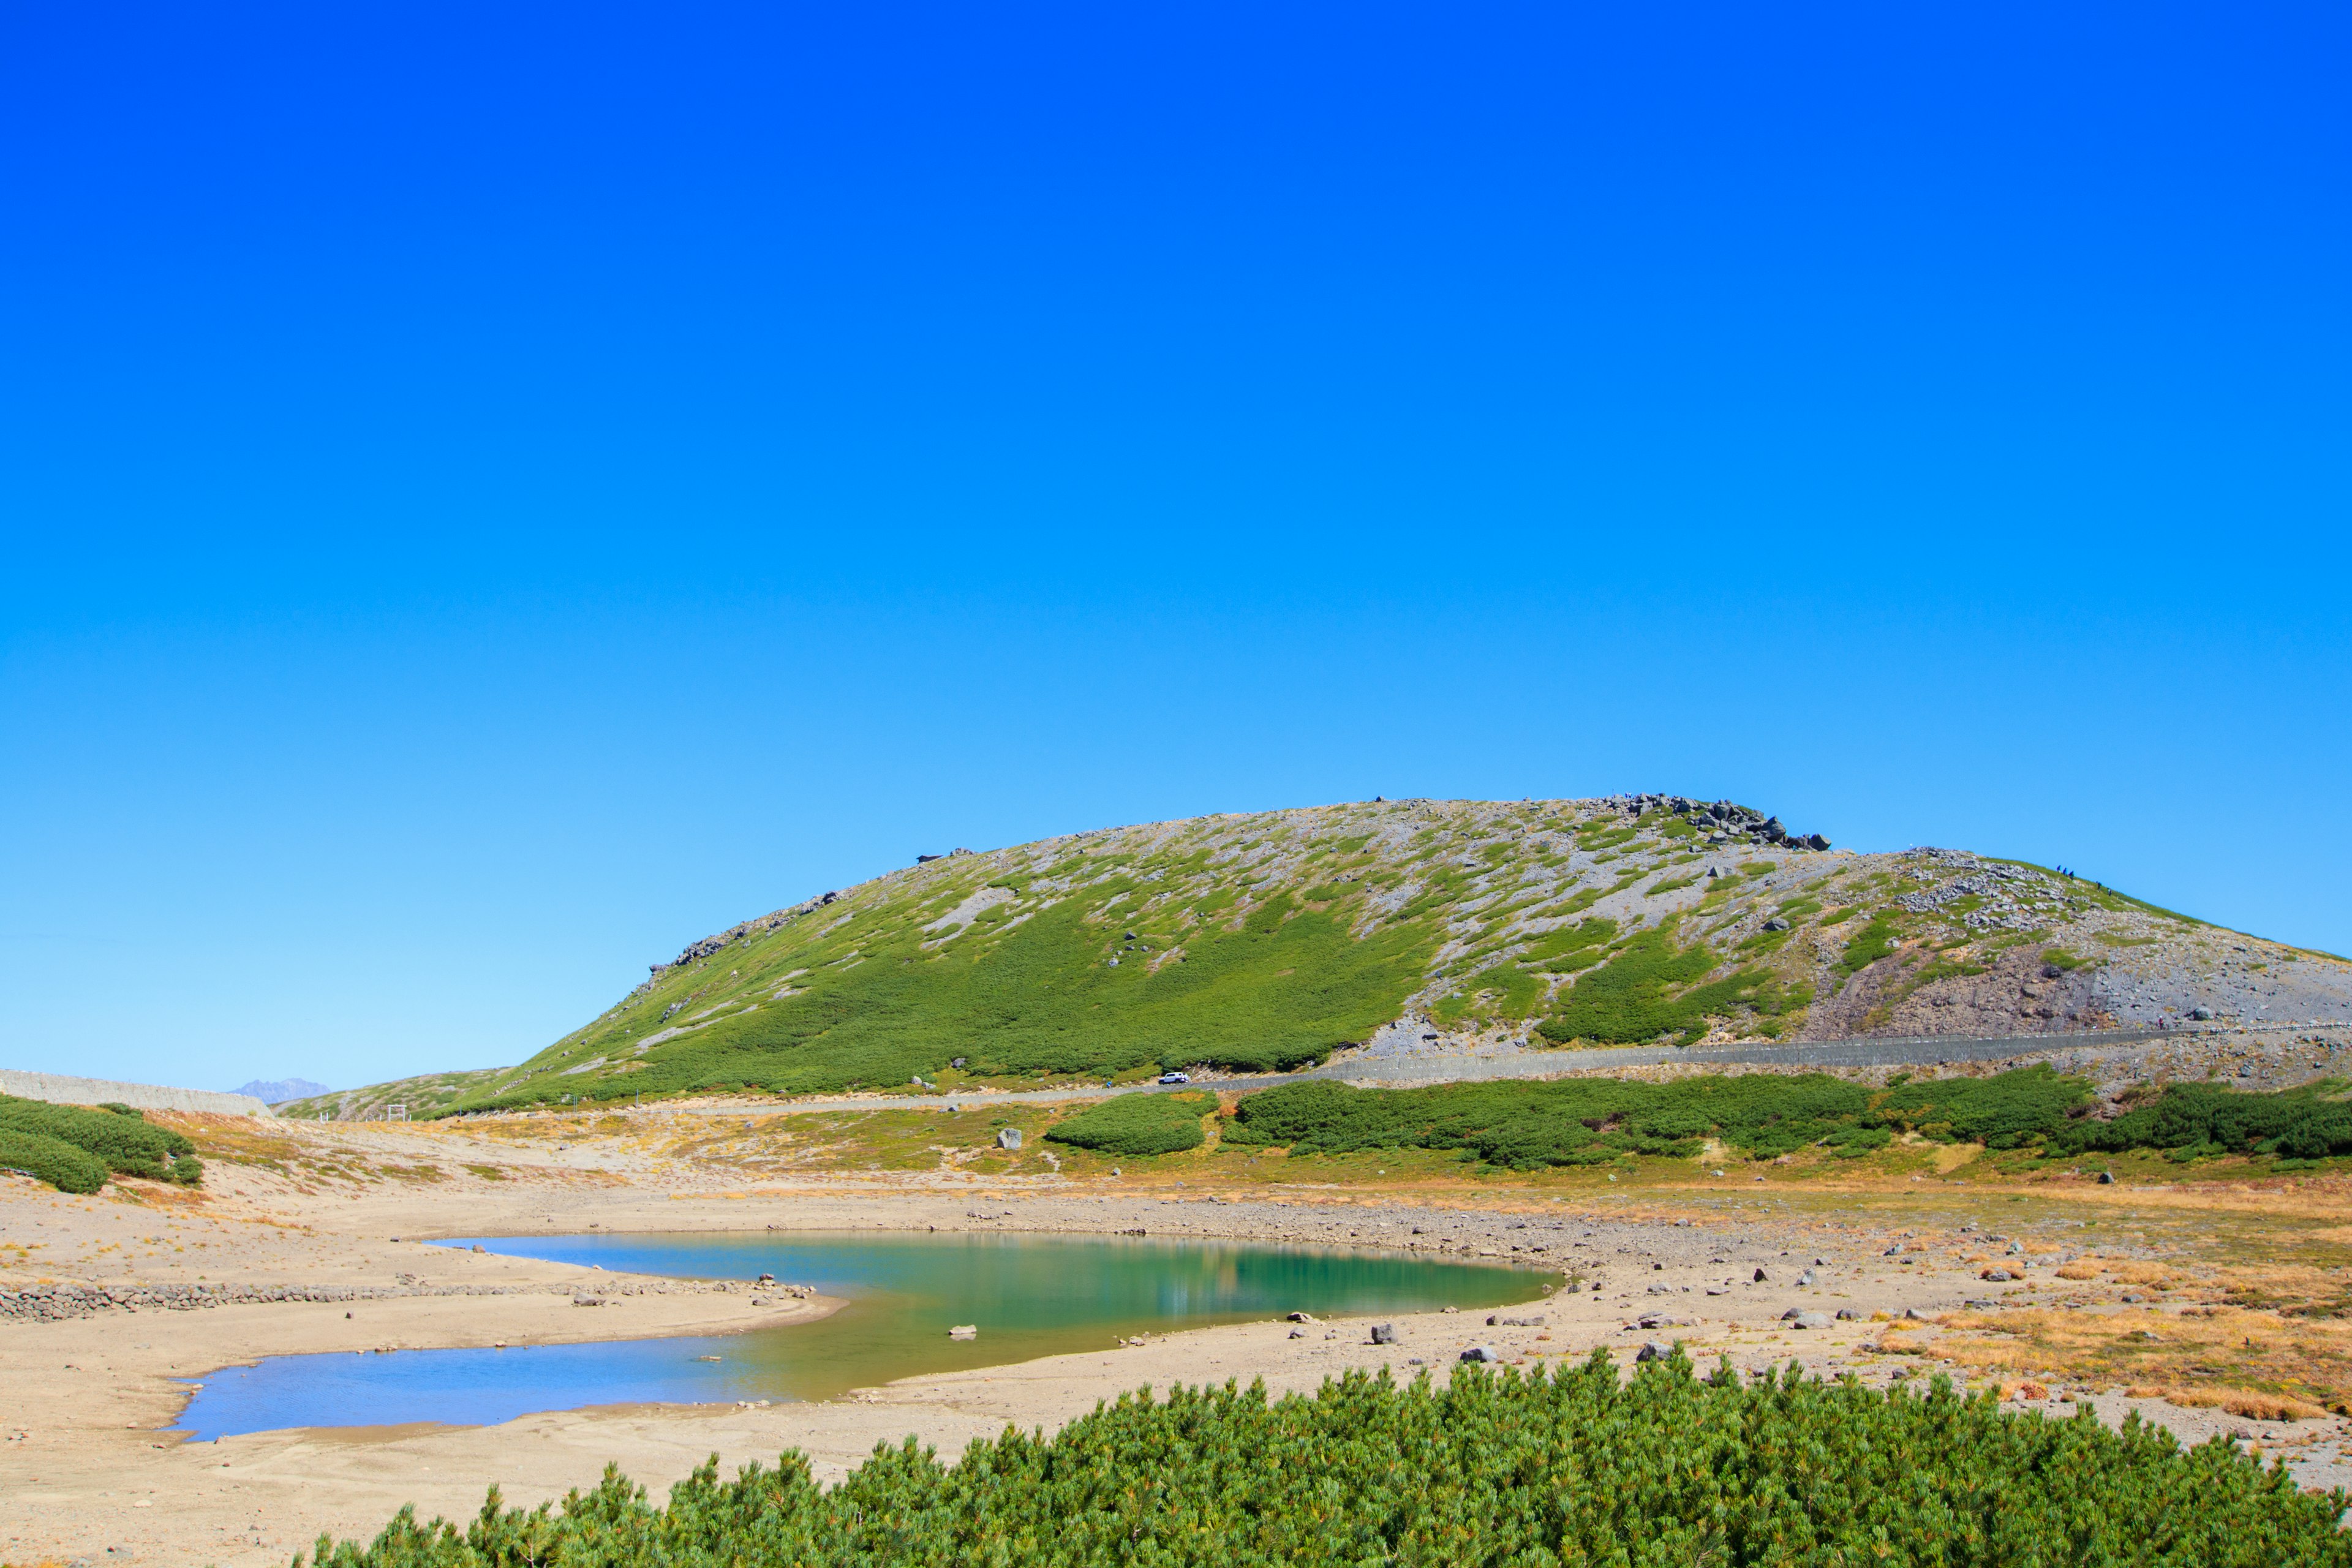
[284,796,2352,1120]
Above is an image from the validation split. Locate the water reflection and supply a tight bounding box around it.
[173,1230,1548,1439]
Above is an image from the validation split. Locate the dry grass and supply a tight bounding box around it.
[1915,1304,2352,1412]
[2124,1384,2330,1421]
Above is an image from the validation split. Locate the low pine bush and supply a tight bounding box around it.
[295,1356,2352,1567]
[1044,1093,1208,1156]
[0,1094,202,1188]
[1226,1069,2109,1169]
[1872,1065,2089,1150]
[0,1129,108,1194]
[2060,1082,2352,1161]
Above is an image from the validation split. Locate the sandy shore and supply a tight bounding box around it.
[6,1115,2351,1566]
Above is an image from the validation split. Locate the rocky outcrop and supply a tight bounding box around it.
[640,891,850,987]
[1607,794,1831,851]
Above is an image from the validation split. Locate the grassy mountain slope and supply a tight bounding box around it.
[288,795,2352,1119]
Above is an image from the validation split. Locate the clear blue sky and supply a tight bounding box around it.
[2,2,2346,1093]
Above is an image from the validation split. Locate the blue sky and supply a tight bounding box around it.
[3,1,2346,1092]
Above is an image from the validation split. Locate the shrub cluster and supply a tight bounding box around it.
[1044,1092,1209,1156]
[2058,1082,2352,1162]
[0,1095,202,1189]
[296,1355,2350,1567]
[1226,1068,2092,1169]
[0,1129,108,1193]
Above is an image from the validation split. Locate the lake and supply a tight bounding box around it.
[172,1230,1549,1438]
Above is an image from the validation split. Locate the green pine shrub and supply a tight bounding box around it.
[293,1357,2352,1567]
[0,1129,108,1194]
[0,1095,201,1187]
[1044,1093,1208,1156]
[2060,1083,2352,1161]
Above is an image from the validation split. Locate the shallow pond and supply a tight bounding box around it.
[174,1230,1549,1438]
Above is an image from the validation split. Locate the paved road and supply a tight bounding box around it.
[627,1022,2324,1120]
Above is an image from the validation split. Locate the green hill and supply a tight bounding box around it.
[288,795,2352,1120]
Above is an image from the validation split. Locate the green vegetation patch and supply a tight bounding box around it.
[1044,1093,1208,1156]
[1229,1068,2103,1169]
[297,1357,2352,1568]
[0,1129,108,1193]
[1837,912,1903,974]
[453,898,1436,1108]
[1872,1066,2089,1150]
[0,1095,202,1188]
[2060,1083,2352,1162]
[1228,1074,1862,1166]
[1536,929,1796,1046]
[1523,918,1617,973]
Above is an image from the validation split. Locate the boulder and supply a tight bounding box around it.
[1788,1311,1833,1330]
[1370,1323,1396,1345]
[1458,1345,1502,1363]
[1763,918,1790,932]
[1635,1340,1673,1363]
[996,1128,1023,1150]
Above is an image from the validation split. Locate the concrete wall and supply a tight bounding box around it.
[0,1069,271,1118]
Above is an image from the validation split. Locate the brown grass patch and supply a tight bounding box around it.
[1926,1305,2352,1408]
[2126,1385,2328,1422]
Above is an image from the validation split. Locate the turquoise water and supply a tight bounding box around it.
[173,1231,1548,1438]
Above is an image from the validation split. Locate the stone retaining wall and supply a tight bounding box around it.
[0,1070,271,1118]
